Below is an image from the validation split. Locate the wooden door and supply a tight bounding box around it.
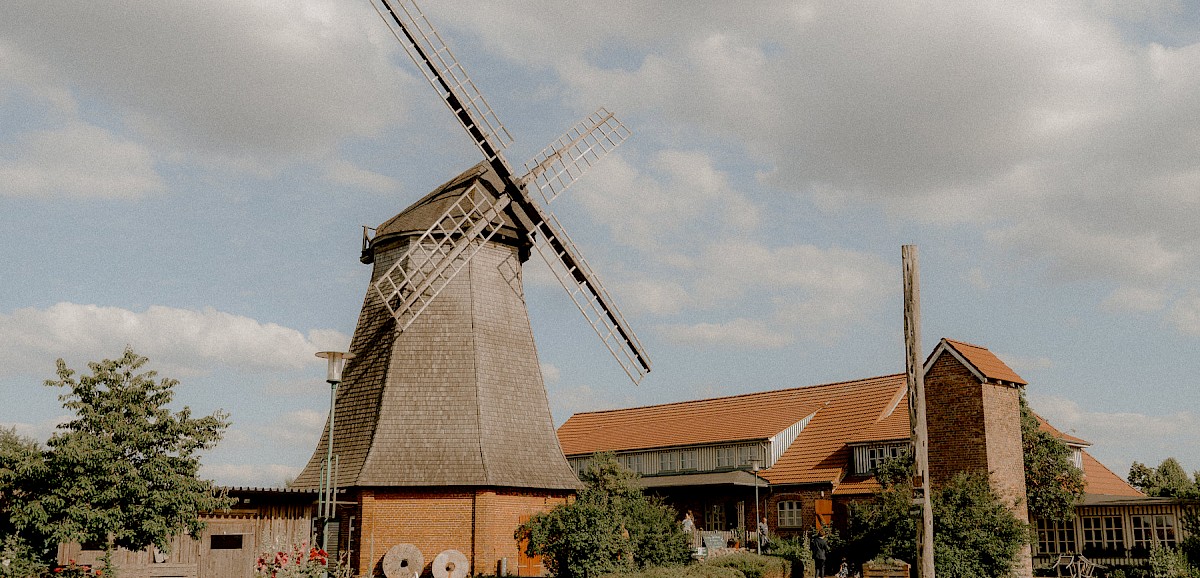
[517,515,544,576]
[200,519,256,578]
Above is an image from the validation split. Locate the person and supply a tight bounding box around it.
[682,510,695,533]
[757,516,769,553]
[836,558,850,578]
[810,531,829,578]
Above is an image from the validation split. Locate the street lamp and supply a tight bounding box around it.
[315,351,354,558]
[750,458,762,555]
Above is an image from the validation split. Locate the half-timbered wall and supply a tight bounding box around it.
[568,441,770,478]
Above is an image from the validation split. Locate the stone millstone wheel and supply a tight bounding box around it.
[383,543,424,578]
[431,549,469,578]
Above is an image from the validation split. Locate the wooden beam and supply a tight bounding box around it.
[903,245,935,578]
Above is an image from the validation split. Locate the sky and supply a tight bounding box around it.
[2,0,1200,488]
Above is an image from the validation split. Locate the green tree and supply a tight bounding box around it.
[932,472,1030,578]
[14,349,233,572]
[0,428,52,575]
[517,453,690,578]
[1128,458,1199,498]
[1020,396,1086,522]
[846,456,1029,578]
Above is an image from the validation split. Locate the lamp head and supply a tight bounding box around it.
[315,351,355,383]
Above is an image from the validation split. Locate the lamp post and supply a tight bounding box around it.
[315,351,354,559]
[750,458,762,554]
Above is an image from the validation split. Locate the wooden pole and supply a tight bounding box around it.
[903,245,935,578]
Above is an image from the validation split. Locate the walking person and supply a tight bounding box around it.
[810,530,829,578]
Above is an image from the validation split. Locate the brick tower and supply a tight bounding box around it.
[293,164,579,577]
[924,338,1032,578]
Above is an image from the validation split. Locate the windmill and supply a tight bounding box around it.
[292,2,651,573]
[367,0,650,383]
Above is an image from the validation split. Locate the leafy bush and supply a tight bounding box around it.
[1149,546,1200,578]
[703,553,789,578]
[599,565,746,578]
[765,536,809,578]
[518,453,691,578]
[0,534,48,578]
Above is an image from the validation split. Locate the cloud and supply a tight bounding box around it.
[1,0,410,172]
[1101,286,1169,313]
[1169,292,1200,335]
[440,1,1200,295]
[1030,394,1200,476]
[540,362,561,384]
[199,462,300,488]
[0,122,163,199]
[659,318,793,349]
[993,352,1053,372]
[0,302,348,377]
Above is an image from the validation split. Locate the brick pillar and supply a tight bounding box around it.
[924,353,1032,578]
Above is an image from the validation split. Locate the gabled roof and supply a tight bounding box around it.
[557,337,1139,498]
[558,373,910,487]
[925,338,1027,386]
[558,387,830,455]
[1035,414,1091,447]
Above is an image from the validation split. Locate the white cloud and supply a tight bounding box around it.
[0,302,348,377]
[1,0,410,171]
[1102,286,1169,313]
[964,268,991,290]
[1030,394,1200,476]
[659,318,793,349]
[540,362,561,384]
[324,159,401,194]
[200,462,300,488]
[0,122,163,199]
[1169,292,1200,335]
[994,352,1053,372]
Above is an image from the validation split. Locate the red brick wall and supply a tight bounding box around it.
[353,488,568,577]
[925,354,989,488]
[766,489,827,538]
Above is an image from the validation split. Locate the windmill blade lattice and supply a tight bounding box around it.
[522,108,632,204]
[370,0,652,383]
[371,0,513,164]
[373,184,512,331]
[530,213,650,383]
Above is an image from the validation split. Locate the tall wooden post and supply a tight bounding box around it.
[903,245,935,578]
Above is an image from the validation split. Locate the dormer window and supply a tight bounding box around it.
[852,442,910,475]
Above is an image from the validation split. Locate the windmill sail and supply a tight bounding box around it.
[522,108,632,204]
[370,0,651,383]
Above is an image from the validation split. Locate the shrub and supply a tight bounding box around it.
[599,565,745,578]
[703,553,790,578]
[0,535,48,578]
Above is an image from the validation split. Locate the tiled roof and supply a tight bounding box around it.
[1034,414,1091,446]
[558,338,1137,498]
[558,374,910,487]
[1079,451,1143,497]
[936,339,1027,385]
[558,387,832,455]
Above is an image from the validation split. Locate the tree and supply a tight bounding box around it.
[0,427,53,573]
[1128,458,1199,498]
[15,349,233,566]
[517,453,690,578]
[846,456,1029,578]
[1020,396,1086,522]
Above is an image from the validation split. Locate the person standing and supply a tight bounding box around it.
[810,531,829,578]
[757,516,769,554]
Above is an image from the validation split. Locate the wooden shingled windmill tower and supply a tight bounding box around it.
[292,1,650,576]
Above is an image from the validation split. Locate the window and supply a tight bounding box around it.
[681,450,698,470]
[1081,516,1125,557]
[622,454,643,474]
[210,534,244,550]
[659,451,678,472]
[1069,448,1083,470]
[716,447,735,468]
[706,503,726,531]
[778,501,803,528]
[1131,514,1177,552]
[1036,518,1076,555]
[854,444,909,475]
